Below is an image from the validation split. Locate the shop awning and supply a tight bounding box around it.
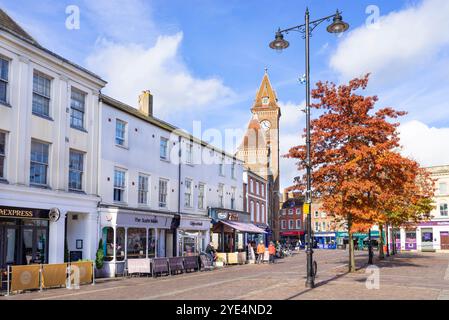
[219,220,267,234]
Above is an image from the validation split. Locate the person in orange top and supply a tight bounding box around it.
[256,240,266,264]
[268,242,276,264]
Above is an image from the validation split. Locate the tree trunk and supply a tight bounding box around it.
[378,224,385,260]
[348,215,356,272]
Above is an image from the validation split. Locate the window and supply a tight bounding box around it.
[281,220,287,230]
[321,212,326,218]
[281,209,286,216]
[315,222,320,232]
[0,131,5,178]
[218,184,224,207]
[68,150,83,191]
[219,155,225,176]
[115,119,127,146]
[138,174,149,205]
[439,183,448,195]
[30,140,49,186]
[256,202,260,222]
[113,169,126,202]
[231,163,236,179]
[160,137,168,160]
[256,182,259,195]
[250,201,255,221]
[289,220,294,230]
[32,72,51,117]
[262,204,265,223]
[322,221,326,231]
[159,179,168,208]
[127,228,147,258]
[231,187,236,210]
[262,97,269,105]
[0,57,9,103]
[288,209,293,215]
[314,211,319,218]
[184,179,193,208]
[250,179,254,193]
[70,88,86,129]
[198,183,205,210]
[186,142,193,164]
[261,184,265,197]
[296,219,301,229]
[440,203,448,217]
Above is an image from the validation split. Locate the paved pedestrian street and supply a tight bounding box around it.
[2,250,449,300]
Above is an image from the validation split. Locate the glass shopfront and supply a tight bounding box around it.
[0,206,50,269]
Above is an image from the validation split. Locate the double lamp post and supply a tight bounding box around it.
[269,8,349,288]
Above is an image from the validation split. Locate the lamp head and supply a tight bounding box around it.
[269,30,290,51]
[326,11,349,34]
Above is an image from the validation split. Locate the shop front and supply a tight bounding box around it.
[0,205,50,269]
[280,231,304,247]
[336,231,382,250]
[177,215,211,256]
[99,207,173,277]
[313,232,337,249]
[404,228,417,250]
[416,220,449,252]
[209,208,266,253]
[252,223,272,247]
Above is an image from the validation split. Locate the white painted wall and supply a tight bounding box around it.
[0,30,105,263]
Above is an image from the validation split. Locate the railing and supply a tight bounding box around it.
[1,261,95,296]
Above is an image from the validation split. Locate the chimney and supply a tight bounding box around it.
[138,90,153,117]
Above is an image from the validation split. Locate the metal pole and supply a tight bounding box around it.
[6,265,10,296]
[305,7,314,289]
[92,261,96,285]
[368,229,373,264]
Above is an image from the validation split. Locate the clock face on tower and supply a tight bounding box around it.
[260,120,271,131]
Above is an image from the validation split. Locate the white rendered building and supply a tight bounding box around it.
[0,9,106,268]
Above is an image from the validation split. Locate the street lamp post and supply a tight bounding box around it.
[269,8,349,288]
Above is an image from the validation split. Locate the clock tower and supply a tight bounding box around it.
[236,70,281,240]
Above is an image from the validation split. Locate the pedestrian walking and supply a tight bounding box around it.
[268,241,276,263]
[256,240,266,264]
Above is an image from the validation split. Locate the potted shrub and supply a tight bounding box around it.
[95,239,105,278]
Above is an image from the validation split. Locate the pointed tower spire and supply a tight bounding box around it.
[252,70,279,111]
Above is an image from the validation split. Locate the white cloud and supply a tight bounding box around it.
[399,120,449,167]
[86,33,235,119]
[330,0,449,81]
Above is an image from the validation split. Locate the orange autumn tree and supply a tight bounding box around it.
[285,74,431,272]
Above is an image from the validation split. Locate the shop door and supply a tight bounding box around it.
[0,226,18,269]
[421,228,434,251]
[405,231,417,250]
[440,232,449,250]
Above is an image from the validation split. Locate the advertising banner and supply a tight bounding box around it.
[11,265,40,292]
[42,263,68,288]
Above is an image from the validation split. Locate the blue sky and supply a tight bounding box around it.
[2,0,449,189]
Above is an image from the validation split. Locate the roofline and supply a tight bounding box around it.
[100,94,243,162]
[243,168,267,182]
[0,27,107,85]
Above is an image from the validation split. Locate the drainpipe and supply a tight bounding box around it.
[174,135,182,257]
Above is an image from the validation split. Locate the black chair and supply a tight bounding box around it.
[151,258,169,278]
[183,255,199,272]
[168,257,184,275]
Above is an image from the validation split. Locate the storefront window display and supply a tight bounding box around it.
[127,228,147,259]
[116,227,125,261]
[1,212,49,268]
[148,229,156,258]
[103,227,114,261]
